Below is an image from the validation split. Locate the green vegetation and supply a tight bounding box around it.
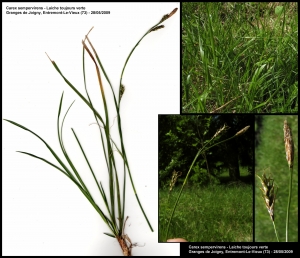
[182,2,298,113]
[255,115,298,242]
[159,170,253,242]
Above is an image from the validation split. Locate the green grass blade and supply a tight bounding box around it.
[71,128,117,232]
[81,47,120,231]
[57,95,91,195]
[46,53,105,126]
[82,47,109,171]
[84,35,117,107]
[17,151,112,226]
[16,151,69,177]
[4,119,76,180]
[104,233,116,238]
[56,93,117,233]
[81,42,118,229]
[4,119,115,232]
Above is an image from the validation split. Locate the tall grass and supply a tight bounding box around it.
[4,8,177,256]
[182,2,298,113]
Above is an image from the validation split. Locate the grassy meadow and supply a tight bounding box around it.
[182,2,298,113]
[159,169,253,242]
[255,115,298,242]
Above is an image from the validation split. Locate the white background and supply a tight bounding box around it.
[3,2,180,256]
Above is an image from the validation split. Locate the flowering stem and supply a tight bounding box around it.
[272,220,280,242]
[286,166,293,242]
[283,120,294,242]
[165,126,249,241]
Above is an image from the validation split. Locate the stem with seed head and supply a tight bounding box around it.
[165,126,250,240]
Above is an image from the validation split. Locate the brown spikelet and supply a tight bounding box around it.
[235,125,250,137]
[283,120,294,168]
[169,170,182,192]
[159,8,178,23]
[150,25,165,32]
[210,95,241,113]
[168,8,178,18]
[120,84,125,100]
[256,173,277,221]
[212,124,230,139]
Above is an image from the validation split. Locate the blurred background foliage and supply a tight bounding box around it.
[159,115,254,189]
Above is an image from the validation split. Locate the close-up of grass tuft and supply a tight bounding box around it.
[255,115,298,242]
[182,2,298,113]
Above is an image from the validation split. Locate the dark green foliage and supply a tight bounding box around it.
[159,115,254,188]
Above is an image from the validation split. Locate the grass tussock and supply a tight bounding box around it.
[182,2,298,113]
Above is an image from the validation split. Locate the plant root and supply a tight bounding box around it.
[117,234,132,256]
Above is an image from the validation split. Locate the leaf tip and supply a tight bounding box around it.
[45,52,54,64]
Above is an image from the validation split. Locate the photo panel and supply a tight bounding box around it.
[159,114,254,242]
[255,115,298,242]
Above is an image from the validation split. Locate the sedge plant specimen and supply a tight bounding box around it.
[4,8,177,256]
[165,123,250,241]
